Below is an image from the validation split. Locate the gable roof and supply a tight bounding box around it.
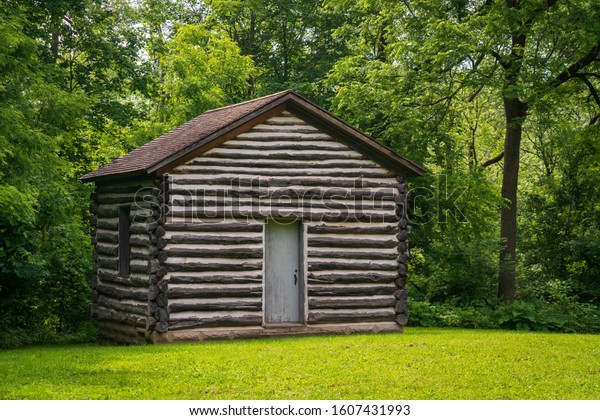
[80,90,425,182]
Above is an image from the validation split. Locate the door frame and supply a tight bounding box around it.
[262,218,307,326]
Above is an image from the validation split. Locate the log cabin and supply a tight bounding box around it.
[81,90,425,344]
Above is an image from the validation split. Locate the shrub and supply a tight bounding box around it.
[408,299,600,333]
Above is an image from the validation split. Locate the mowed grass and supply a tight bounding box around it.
[0,328,598,400]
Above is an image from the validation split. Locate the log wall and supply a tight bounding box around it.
[91,179,154,344]
[162,110,410,333]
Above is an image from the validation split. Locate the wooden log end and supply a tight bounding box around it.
[394,276,406,287]
[148,284,159,300]
[155,321,169,333]
[157,279,168,293]
[156,266,168,279]
[157,250,168,262]
[398,263,407,276]
[395,313,408,325]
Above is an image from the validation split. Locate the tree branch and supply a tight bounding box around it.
[481,151,505,168]
[490,50,511,69]
[573,74,600,109]
[549,43,600,88]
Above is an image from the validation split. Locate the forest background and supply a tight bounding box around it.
[1,0,599,348]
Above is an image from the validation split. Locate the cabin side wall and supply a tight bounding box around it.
[90,179,154,344]
[153,111,409,341]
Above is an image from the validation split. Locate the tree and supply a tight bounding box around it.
[156,23,256,125]
[206,0,348,103]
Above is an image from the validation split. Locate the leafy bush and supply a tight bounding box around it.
[408,299,600,333]
[0,320,97,349]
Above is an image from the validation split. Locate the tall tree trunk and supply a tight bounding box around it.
[498,97,527,300]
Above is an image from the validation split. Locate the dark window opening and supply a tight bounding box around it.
[118,206,131,276]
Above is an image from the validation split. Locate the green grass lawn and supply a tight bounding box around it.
[0,328,598,399]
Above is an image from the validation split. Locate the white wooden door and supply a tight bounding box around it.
[265,220,303,324]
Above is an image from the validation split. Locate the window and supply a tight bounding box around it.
[118,206,131,275]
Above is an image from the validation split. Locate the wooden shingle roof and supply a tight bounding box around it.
[81,90,425,182]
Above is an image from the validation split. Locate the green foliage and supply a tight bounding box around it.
[520,123,600,303]
[408,300,600,334]
[409,172,501,304]
[157,24,255,124]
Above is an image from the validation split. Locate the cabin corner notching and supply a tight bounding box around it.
[82,91,424,344]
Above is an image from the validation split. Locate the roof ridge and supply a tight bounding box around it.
[203,90,291,114]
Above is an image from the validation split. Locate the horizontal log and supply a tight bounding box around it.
[308,284,397,297]
[308,308,395,324]
[169,299,262,312]
[169,198,395,212]
[307,272,398,284]
[96,283,148,301]
[167,209,398,224]
[169,274,262,284]
[308,260,397,271]
[202,150,362,161]
[97,295,148,316]
[163,261,262,272]
[308,250,396,260]
[130,248,150,260]
[308,237,397,248]
[178,166,393,178]
[97,270,149,287]
[168,285,262,299]
[130,261,149,274]
[309,296,395,310]
[166,234,262,245]
[219,140,348,151]
[96,219,117,230]
[183,158,380,169]
[97,257,118,270]
[96,229,119,244]
[307,224,399,234]
[233,131,332,140]
[165,221,263,232]
[168,314,262,330]
[96,243,118,257]
[259,115,306,125]
[169,187,396,200]
[97,306,146,328]
[171,176,396,189]
[165,247,263,259]
[130,235,150,246]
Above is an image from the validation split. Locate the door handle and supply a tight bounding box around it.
[294,273,298,285]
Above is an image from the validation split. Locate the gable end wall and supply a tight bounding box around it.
[152,110,409,341]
